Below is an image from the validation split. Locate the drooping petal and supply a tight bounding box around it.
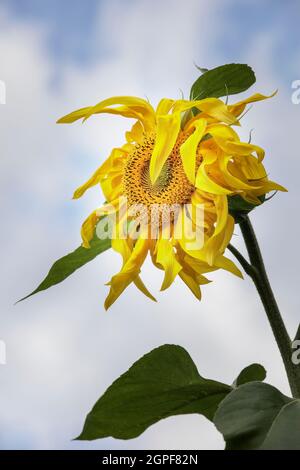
[179,119,207,183]
[104,235,150,309]
[95,198,123,218]
[172,98,239,125]
[203,196,232,265]
[214,254,243,278]
[149,112,181,184]
[73,147,126,199]
[125,121,144,144]
[207,123,240,142]
[195,148,233,195]
[112,235,156,303]
[84,96,155,128]
[195,165,233,195]
[155,237,182,290]
[228,91,277,117]
[219,154,261,190]
[101,173,123,201]
[173,205,205,255]
[259,180,287,193]
[194,98,240,125]
[58,96,156,132]
[215,138,265,163]
[175,245,212,299]
[81,200,122,248]
[134,276,157,302]
[179,270,202,300]
[58,106,93,123]
[81,210,99,248]
[58,105,144,123]
[181,252,217,276]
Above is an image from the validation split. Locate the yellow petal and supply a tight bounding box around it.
[125,121,144,144]
[214,254,243,278]
[57,106,92,123]
[101,173,123,201]
[219,154,261,190]
[175,247,212,299]
[156,237,182,290]
[172,98,239,125]
[112,235,156,303]
[58,96,155,131]
[58,105,141,123]
[73,147,126,199]
[195,148,233,195]
[83,200,120,247]
[104,236,149,309]
[81,210,99,248]
[150,112,181,184]
[180,119,207,183]
[169,99,192,113]
[207,123,240,142]
[204,196,232,265]
[228,91,277,117]
[215,138,265,162]
[219,214,235,253]
[260,180,287,193]
[95,198,122,218]
[179,270,202,300]
[134,277,157,303]
[194,98,240,125]
[195,166,233,195]
[156,98,175,115]
[84,96,155,126]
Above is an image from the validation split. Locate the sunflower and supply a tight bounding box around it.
[58,93,285,309]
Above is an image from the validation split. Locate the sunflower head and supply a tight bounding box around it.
[58,92,286,309]
[123,132,198,209]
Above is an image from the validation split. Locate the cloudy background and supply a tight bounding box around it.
[0,0,299,450]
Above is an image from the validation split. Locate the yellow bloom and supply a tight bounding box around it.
[58,93,285,309]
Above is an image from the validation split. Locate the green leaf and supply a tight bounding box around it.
[18,231,111,302]
[233,363,266,387]
[190,63,256,101]
[294,323,300,341]
[214,381,300,450]
[77,344,232,440]
[260,400,300,450]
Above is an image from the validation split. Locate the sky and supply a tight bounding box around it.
[0,0,299,450]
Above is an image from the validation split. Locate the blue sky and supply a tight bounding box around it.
[0,0,300,450]
[4,0,101,63]
[4,0,300,80]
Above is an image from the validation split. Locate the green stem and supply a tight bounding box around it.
[294,323,300,342]
[233,215,300,398]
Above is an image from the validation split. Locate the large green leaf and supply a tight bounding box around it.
[18,232,111,302]
[233,363,266,387]
[214,381,300,450]
[190,63,256,101]
[77,344,232,440]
